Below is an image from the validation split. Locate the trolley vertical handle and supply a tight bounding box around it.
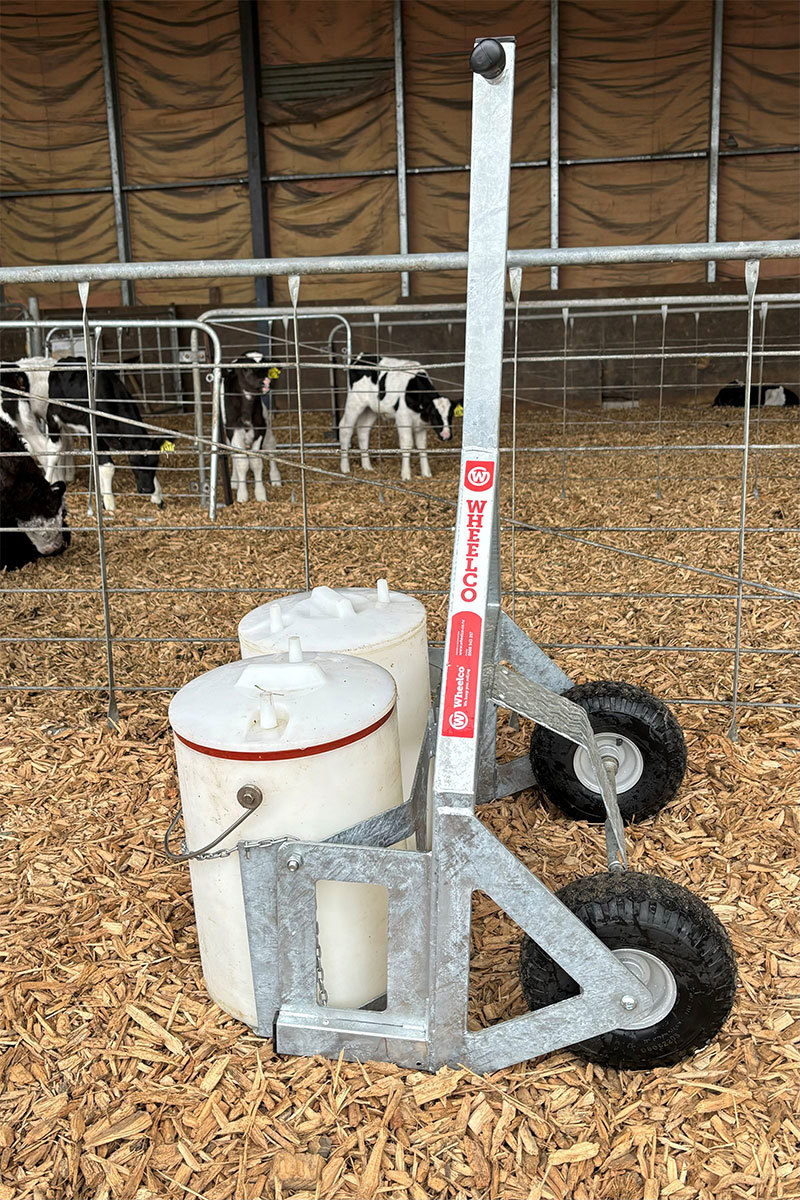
[433,38,516,803]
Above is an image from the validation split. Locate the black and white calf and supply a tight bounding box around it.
[713,381,800,407]
[339,355,460,481]
[0,360,60,474]
[46,357,164,512]
[0,419,70,571]
[222,354,282,502]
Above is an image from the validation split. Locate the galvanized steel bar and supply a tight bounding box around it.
[751,301,768,497]
[27,297,42,356]
[393,0,410,298]
[656,304,668,498]
[707,0,724,283]
[429,36,517,1064]
[79,282,119,726]
[3,239,799,285]
[549,0,560,290]
[729,259,760,741]
[288,276,311,589]
[97,0,134,307]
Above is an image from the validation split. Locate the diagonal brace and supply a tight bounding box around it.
[489,663,627,868]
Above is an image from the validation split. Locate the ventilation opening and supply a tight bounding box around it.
[315,880,388,1012]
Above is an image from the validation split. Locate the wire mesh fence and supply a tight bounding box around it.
[1,260,798,732]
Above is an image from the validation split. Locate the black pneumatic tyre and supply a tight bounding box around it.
[529,680,687,823]
[519,871,737,1069]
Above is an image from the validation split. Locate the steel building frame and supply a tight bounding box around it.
[2,1,798,300]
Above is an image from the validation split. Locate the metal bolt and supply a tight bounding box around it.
[286,856,303,872]
[237,784,263,810]
[620,995,638,1011]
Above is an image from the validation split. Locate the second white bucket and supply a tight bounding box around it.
[238,582,430,806]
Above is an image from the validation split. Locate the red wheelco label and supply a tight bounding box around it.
[441,457,496,740]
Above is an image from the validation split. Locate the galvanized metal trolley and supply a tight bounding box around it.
[231,37,736,1073]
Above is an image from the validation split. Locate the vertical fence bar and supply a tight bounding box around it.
[190,329,207,495]
[656,304,668,499]
[27,297,43,357]
[560,306,569,497]
[155,325,167,404]
[728,259,760,741]
[136,328,146,405]
[509,268,522,623]
[706,0,724,284]
[79,283,119,726]
[288,275,311,590]
[97,0,134,307]
[168,304,182,407]
[393,0,410,298]
[752,301,768,497]
[549,0,560,291]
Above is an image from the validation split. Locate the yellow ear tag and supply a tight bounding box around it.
[159,439,175,453]
[268,366,282,380]
[454,404,464,417]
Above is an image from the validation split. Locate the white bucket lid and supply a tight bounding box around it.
[238,581,425,656]
[169,647,396,759]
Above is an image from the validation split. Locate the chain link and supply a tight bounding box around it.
[314,918,329,1007]
[183,834,296,862]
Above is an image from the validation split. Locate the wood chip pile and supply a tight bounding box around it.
[1,396,798,1199]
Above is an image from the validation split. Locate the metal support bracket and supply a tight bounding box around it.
[490,663,626,869]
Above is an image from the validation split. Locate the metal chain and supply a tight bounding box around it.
[314,918,329,1007]
[180,833,296,862]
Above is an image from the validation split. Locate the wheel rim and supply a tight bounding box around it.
[573,732,644,795]
[613,948,678,1029]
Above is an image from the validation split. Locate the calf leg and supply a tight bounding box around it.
[414,425,432,477]
[98,460,116,512]
[339,392,363,474]
[265,419,281,487]
[249,435,267,502]
[396,420,414,482]
[230,429,250,503]
[356,408,378,471]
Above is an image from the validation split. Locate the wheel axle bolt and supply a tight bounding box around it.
[620,995,638,1011]
[286,856,302,872]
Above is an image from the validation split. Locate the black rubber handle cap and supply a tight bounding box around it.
[470,38,506,80]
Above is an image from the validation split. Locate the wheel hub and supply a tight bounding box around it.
[573,732,644,795]
[614,948,677,1029]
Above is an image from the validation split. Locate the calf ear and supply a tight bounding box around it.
[51,480,66,497]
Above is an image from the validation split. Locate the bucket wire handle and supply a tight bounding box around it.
[163,785,263,862]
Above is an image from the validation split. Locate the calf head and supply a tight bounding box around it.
[406,373,462,441]
[429,396,462,441]
[0,365,30,405]
[233,352,282,399]
[18,479,71,557]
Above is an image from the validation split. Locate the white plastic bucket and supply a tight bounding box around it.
[238,582,429,807]
[169,648,403,1026]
